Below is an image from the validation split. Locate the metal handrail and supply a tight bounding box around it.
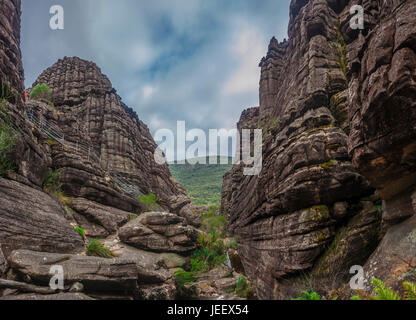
[25,108,141,198]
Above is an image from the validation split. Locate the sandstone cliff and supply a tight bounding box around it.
[0,0,202,300]
[222,0,416,299]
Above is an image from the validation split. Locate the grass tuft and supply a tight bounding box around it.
[86,238,115,258]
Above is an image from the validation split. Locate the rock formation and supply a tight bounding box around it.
[222,0,416,299]
[0,0,201,300]
[0,0,24,99]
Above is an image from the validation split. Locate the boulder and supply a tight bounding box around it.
[8,250,138,292]
[69,198,132,235]
[118,212,198,254]
[0,178,84,256]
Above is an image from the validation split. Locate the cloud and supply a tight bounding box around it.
[21,0,291,158]
[223,22,266,96]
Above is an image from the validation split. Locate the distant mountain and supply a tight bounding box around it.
[169,157,233,206]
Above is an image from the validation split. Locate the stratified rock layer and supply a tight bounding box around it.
[32,57,187,211]
[119,212,199,254]
[0,178,84,256]
[222,0,416,299]
[0,0,24,96]
[9,250,138,292]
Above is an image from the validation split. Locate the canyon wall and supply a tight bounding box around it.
[0,0,199,300]
[222,0,416,299]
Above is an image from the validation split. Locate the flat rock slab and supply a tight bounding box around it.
[0,178,84,256]
[0,293,94,300]
[9,250,138,293]
[118,212,198,254]
[69,198,132,235]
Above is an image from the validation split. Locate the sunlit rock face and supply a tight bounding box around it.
[222,0,416,299]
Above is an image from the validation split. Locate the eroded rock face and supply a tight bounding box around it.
[0,178,84,256]
[32,57,189,212]
[119,212,199,254]
[222,0,380,299]
[363,215,416,292]
[9,250,138,293]
[223,0,416,299]
[0,0,24,98]
[68,198,132,237]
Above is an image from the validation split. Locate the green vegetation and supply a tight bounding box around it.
[86,238,115,258]
[169,157,233,206]
[174,205,234,293]
[74,226,86,239]
[0,103,17,177]
[0,120,16,177]
[320,160,336,169]
[138,193,159,210]
[30,83,52,101]
[294,290,322,300]
[331,19,349,79]
[43,169,62,194]
[235,276,252,298]
[128,214,139,222]
[355,278,416,301]
[257,117,280,136]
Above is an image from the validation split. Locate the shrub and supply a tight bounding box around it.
[235,276,252,298]
[354,278,416,300]
[86,238,114,258]
[294,290,322,300]
[174,269,197,287]
[138,193,159,209]
[43,169,61,193]
[0,123,16,177]
[30,83,52,101]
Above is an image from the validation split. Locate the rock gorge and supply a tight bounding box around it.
[0,0,209,300]
[0,0,415,301]
[222,0,416,299]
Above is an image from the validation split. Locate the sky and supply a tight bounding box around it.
[21,0,291,160]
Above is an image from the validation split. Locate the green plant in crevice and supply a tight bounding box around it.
[235,276,253,298]
[330,19,349,80]
[74,226,86,239]
[0,121,16,177]
[86,238,115,258]
[138,193,159,209]
[43,169,62,194]
[0,103,17,177]
[294,290,322,300]
[30,83,52,101]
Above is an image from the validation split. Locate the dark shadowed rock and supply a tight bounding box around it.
[8,250,138,292]
[0,178,84,256]
[118,212,199,254]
